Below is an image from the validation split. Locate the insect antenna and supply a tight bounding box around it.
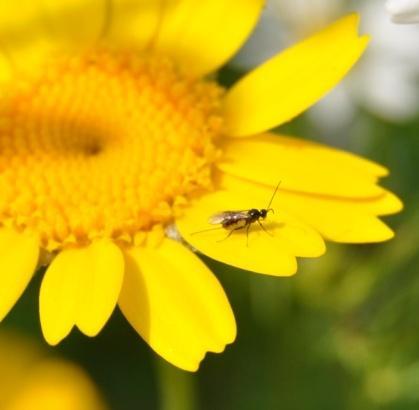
[265,180,282,211]
[191,226,225,235]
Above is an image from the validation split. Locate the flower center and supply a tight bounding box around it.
[0,51,224,249]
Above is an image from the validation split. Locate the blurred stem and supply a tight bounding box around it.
[155,359,197,410]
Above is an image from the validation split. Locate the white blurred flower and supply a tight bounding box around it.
[386,0,419,23]
[232,0,419,134]
[355,1,419,120]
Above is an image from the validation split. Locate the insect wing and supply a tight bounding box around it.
[208,211,249,225]
[208,212,233,225]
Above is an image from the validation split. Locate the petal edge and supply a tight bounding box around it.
[119,239,236,371]
[224,14,369,136]
[0,228,39,321]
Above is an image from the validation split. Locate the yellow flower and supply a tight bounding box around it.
[0,1,401,371]
[0,331,107,410]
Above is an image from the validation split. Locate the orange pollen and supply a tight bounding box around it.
[0,51,224,250]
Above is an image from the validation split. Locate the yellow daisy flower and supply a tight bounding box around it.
[0,1,402,371]
[0,331,107,410]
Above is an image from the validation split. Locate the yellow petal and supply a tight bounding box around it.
[74,241,124,336]
[40,0,107,47]
[119,239,236,372]
[153,0,264,77]
[217,133,387,198]
[0,52,13,86]
[177,190,326,276]
[0,1,106,79]
[346,190,403,216]
[279,191,396,243]
[223,14,369,136]
[219,173,400,244]
[40,240,124,345]
[105,0,161,48]
[0,228,39,321]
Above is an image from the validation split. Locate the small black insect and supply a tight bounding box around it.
[193,181,281,245]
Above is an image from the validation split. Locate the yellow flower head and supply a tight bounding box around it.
[0,1,402,371]
[0,331,106,410]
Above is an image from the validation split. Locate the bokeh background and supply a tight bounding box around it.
[3,0,419,409]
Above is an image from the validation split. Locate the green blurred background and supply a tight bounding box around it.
[3,1,419,409]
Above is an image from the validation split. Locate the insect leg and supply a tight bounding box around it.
[246,223,251,247]
[257,220,273,236]
[217,226,245,243]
